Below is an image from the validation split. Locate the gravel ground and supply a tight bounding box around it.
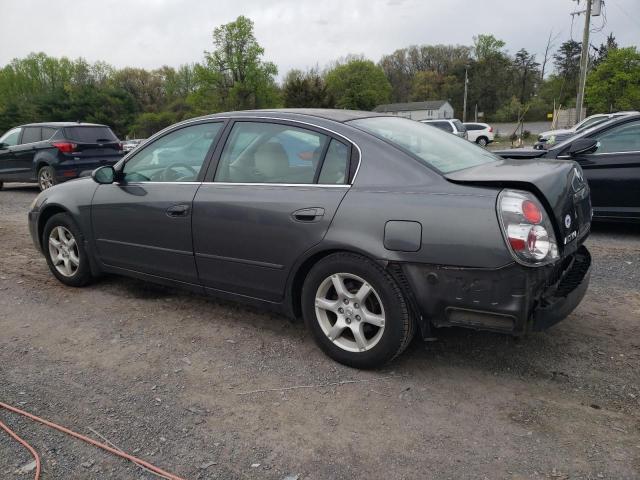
[1,183,639,480]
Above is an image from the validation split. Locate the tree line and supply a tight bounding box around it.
[0,16,638,138]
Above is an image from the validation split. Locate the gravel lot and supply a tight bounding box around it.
[1,183,639,480]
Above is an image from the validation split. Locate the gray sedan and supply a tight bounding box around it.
[28,109,592,368]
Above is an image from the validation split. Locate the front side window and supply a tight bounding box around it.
[350,116,498,174]
[0,128,21,147]
[215,122,329,184]
[594,120,640,154]
[21,127,41,144]
[123,122,222,182]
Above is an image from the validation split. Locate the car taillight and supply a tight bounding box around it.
[489,127,493,133]
[117,142,123,151]
[497,189,559,265]
[52,142,77,153]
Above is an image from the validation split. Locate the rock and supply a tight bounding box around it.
[251,463,261,468]
[81,460,94,468]
[282,475,300,480]
[16,460,37,474]
[182,357,192,365]
[200,461,217,469]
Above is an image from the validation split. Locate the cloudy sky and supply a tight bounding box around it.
[2,0,639,77]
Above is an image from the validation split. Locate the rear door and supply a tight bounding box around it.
[192,119,353,302]
[571,118,640,219]
[11,126,42,179]
[91,121,225,284]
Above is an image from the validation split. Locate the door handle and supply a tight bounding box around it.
[292,207,325,222]
[166,204,190,217]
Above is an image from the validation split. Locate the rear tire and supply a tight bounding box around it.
[38,165,57,191]
[302,252,415,369]
[43,213,92,287]
[476,136,488,147]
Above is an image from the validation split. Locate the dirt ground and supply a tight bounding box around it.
[1,183,639,480]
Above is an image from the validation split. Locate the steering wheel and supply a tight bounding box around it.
[161,163,198,182]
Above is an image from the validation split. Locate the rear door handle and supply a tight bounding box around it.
[292,207,325,222]
[166,204,190,217]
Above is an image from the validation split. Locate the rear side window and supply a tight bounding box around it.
[430,121,453,132]
[215,122,328,184]
[63,126,118,143]
[41,127,56,140]
[21,127,41,144]
[594,120,640,153]
[318,139,349,184]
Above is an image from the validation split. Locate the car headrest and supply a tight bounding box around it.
[254,142,289,179]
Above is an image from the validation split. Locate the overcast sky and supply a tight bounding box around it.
[2,0,639,78]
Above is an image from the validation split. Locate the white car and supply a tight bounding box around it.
[463,122,494,146]
[420,119,468,140]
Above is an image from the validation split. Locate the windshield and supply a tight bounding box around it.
[349,116,497,173]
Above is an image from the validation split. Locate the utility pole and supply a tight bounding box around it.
[462,65,469,122]
[575,0,592,124]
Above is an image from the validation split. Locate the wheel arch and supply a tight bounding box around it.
[285,245,386,319]
[37,204,70,252]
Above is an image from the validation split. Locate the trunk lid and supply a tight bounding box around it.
[444,158,591,253]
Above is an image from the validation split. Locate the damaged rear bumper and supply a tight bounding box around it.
[400,245,591,336]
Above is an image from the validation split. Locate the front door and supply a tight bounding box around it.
[91,121,224,284]
[193,120,354,302]
[0,127,23,179]
[573,118,640,219]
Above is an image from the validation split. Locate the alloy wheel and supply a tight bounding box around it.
[48,226,80,277]
[314,272,386,353]
[39,169,54,190]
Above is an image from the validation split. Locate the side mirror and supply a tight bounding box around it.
[92,165,116,184]
[567,137,598,156]
[0,142,7,149]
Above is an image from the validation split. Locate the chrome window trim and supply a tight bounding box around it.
[117,181,350,188]
[589,150,640,156]
[117,115,363,185]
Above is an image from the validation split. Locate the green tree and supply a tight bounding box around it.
[473,34,506,61]
[282,68,331,108]
[585,47,640,112]
[325,58,391,110]
[193,15,279,112]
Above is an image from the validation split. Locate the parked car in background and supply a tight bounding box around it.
[463,122,494,146]
[0,122,123,191]
[28,109,591,368]
[421,119,468,139]
[122,139,145,153]
[534,111,638,150]
[495,113,640,222]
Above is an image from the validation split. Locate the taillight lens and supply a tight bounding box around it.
[52,142,77,153]
[497,189,559,265]
[489,127,493,133]
[117,142,123,151]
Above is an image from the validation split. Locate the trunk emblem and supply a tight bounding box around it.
[564,214,572,229]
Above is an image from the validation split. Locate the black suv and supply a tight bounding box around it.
[0,122,123,191]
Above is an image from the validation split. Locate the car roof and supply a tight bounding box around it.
[196,108,388,123]
[19,122,108,128]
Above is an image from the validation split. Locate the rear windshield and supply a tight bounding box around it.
[63,126,118,143]
[452,120,466,132]
[350,116,497,174]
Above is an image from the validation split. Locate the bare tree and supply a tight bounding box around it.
[540,29,561,81]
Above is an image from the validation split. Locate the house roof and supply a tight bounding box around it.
[373,100,449,113]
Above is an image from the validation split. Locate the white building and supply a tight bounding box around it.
[373,100,454,121]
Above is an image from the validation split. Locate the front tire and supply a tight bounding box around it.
[302,253,415,369]
[43,213,92,287]
[38,165,57,191]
